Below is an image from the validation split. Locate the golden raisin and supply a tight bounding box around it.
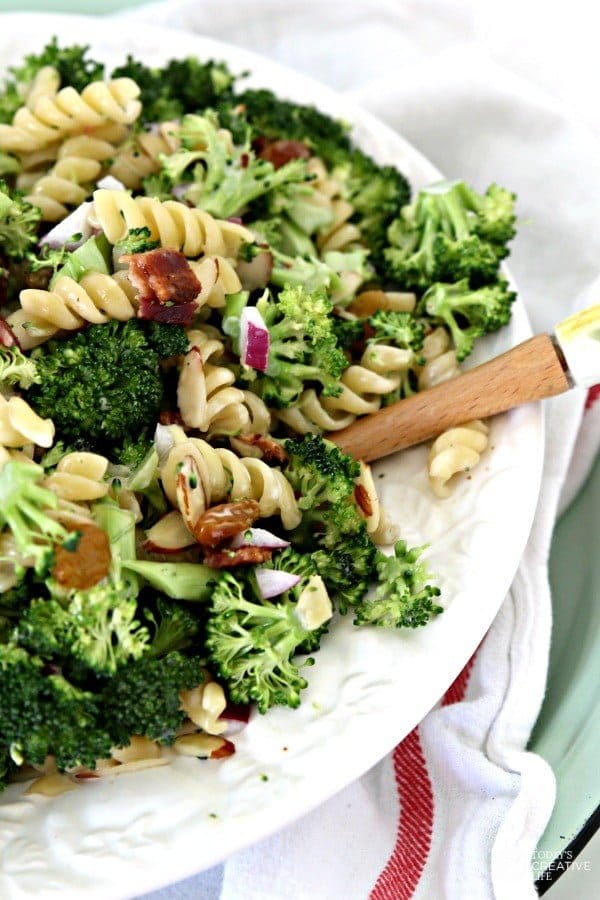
[53,523,111,590]
[191,500,261,549]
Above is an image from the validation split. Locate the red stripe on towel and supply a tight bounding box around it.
[585,384,600,411]
[370,653,477,900]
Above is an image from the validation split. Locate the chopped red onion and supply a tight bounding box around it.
[230,528,290,550]
[240,306,269,372]
[255,568,301,599]
[96,175,126,191]
[39,201,92,250]
[154,423,176,464]
[172,183,189,200]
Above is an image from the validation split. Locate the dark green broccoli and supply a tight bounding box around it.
[354,541,443,629]
[111,56,235,125]
[266,547,332,653]
[0,461,77,577]
[283,435,378,611]
[0,574,36,619]
[16,581,150,675]
[0,744,12,791]
[0,344,40,388]
[0,38,104,125]
[0,181,42,259]
[145,596,201,658]
[419,278,516,361]
[27,320,171,455]
[101,651,205,746]
[140,320,189,359]
[0,644,112,770]
[367,310,425,351]
[384,180,516,290]
[114,226,159,256]
[235,286,347,408]
[116,435,155,472]
[205,571,317,713]
[158,113,311,219]
[332,315,365,351]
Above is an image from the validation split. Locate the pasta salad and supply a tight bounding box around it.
[0,41,517,795]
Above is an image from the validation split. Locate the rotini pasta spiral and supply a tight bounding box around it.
[188,255,243,310]
[110,121,181,190]
[416,326,460,391]
[160,425,300,529]
[0,78,142,154]
[428,420,489,498]
[9,272,138,349]
[0,394,54,448]
[178,329,250,436]
[24,66,60,110]
[43,451,110,502]
[91,190,253,259]
[276,342,413,435]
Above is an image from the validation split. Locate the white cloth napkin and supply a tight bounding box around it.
[120,2,600,897]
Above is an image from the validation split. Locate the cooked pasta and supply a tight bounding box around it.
[178,330,249,436]
[188,255,243,309]
[24,66,60,110]
[416,326,460,391]
[91,190,253,258]
[0,78,142,154]
[109,120,181,189]
[0,394,54,448]
[308,157,362,254]
[10,272,138,349]
[428,420,489,497]
[160,425,301,529]
[44,451,110,502]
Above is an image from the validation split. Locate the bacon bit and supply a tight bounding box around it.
[354,484,373,517]
[220,702,251,723]
[0,315,20,349]
[159,409,185,426]
[191,500,261,548]
[53,523,111,590]
[235,433,287,464]
[254,138,311,169]
[203,545,273,568]
[73,770,101,781]
[123,248,201,326]
[210,738,235,759]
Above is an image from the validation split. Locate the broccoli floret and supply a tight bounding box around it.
[101,651,205,745]
[384,180,516,289]
[114,226,159,256]
[284,435,378,611]
[27,320,169,455]
[0,344,39,389]
[111,56,235,125]
[0,573,37,618]
[0,461,75,577]
[0,644,112,770]
[218,89,352,164]
[0,38,104,125]
[0,181,42,260]
[332,316,365,351]
[205,571,316,713]
[16,580,150,676]
[116,435,155,472]
[159,113,311,219]
[240,286,347,408]
[354,541,443,629]
[367,310,425,351]
[146,596,200,658]
[140,320,189,359]
[0,744,12,791]
[266,548,332,653]
[419,278,516,361]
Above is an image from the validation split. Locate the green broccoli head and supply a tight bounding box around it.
[245,286,347,408]
[205,571,316,714]
[354,541,443,629]
[27,319,176,455]
[111,56,234,124]
[367,310,425,351]
[284,433,360,509]
[419,278,516,361]
[0,38,104,125]
[0,181,42,260]
[145,596,201,658]
[0,344,40,389]
[158,113,311,219]
[384,179,516,290]
[101,651,205,746]
[266,547,332,653]
[16,580,150,676]
[0,461,74,577]
[0,644,112,770]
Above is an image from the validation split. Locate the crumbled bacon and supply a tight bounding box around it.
[159,409,185,426]
[123,248,201,326]
[220,702,251,723]
[203,545,273,568]
[0,315,20,349]
[254,137,311,169]
[235,433,287,464]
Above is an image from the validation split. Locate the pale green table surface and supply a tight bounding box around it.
[0,0,598,889]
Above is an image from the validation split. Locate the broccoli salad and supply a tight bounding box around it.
[0,40,517,794]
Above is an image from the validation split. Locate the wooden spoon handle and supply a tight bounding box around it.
[330,333,571,463]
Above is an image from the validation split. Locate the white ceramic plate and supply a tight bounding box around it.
[0,13,544,900]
